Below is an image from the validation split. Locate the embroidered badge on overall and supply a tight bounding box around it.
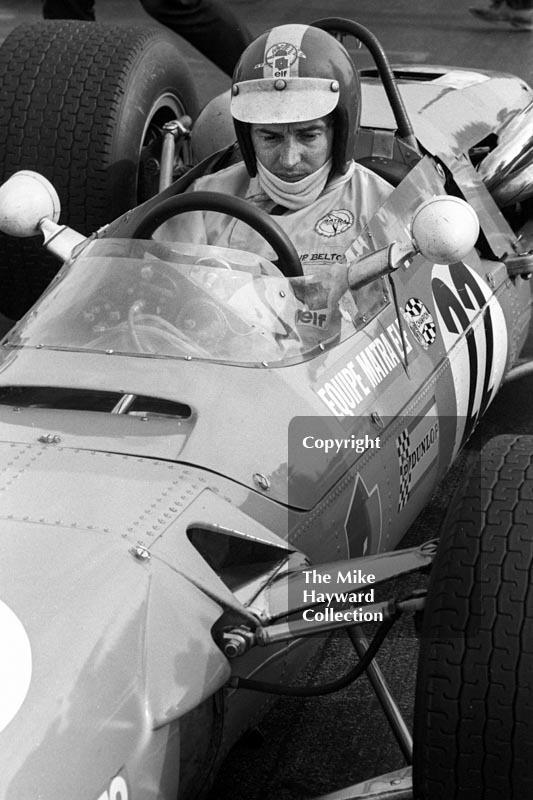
[315,209,354,238]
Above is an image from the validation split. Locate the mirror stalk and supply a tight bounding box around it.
[39,218,87,261]
[346,242,416,291]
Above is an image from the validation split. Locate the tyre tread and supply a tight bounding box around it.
[414,435,533,799]
[0,21,198,317]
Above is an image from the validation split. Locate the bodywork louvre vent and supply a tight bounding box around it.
[0,386,191,418]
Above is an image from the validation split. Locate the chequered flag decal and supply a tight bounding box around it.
[404,298,437,346]
[397,429,411,511]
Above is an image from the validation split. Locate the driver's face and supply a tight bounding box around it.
[250,116,334,182]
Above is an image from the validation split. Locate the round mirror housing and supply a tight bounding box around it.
[0,170,61,238]
[411,196,480,263]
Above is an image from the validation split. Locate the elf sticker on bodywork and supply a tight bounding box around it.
[397,399,439,511]
[293,276,331,331]
[0,600,32,734]
[316,320,412,416]
[315,209,354,238]
[431,261,507,457]
[402,297,437,349]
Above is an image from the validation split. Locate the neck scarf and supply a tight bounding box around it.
[256,158,333,211]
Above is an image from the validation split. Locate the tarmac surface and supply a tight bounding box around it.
[0,2,532,799]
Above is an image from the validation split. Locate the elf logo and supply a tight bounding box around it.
[296,309,328,328]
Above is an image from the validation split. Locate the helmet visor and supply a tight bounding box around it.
[231,77,340,124]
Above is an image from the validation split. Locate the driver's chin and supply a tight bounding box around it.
[270,162,312,182]
[277,172,309,183]
[256,156,310,183]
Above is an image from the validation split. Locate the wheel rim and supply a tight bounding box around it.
[138,92,193,203]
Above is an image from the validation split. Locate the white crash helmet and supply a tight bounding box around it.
[231,23,361,177]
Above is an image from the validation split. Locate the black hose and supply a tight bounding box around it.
[227,613,400,696]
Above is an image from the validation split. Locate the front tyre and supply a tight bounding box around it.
[0,21,199,319]
[413,434,533,799]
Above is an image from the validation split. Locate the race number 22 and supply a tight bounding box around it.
[432,261,507,456]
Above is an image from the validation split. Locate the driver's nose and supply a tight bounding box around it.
[278,136,302,170]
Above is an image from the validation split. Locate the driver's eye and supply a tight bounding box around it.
[299,131,324,143]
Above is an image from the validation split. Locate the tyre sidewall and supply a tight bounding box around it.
[105,36,199,219]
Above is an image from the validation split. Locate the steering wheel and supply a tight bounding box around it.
[130,190,303,277]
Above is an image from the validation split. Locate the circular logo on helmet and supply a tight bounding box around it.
[255,42,306,78]
[402,297,437,349]
[315,209,354,238]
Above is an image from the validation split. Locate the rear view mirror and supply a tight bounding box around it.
[345,195,480,293]
[0,171,85,261]
[0,170,60,237]
[411,195,480,263]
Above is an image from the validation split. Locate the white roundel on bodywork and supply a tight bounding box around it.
[431,261,508,458]
[0,600,32,733]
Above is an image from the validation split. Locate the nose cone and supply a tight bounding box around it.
[0,441,237,798]
[0,519,229,798]
[0,524,151,798]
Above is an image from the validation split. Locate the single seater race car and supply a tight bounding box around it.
[0,15,532,800]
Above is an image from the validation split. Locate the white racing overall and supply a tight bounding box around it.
[158,160,393,269]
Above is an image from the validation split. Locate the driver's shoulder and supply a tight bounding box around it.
[190,161,251,196]
[350,161,394,197]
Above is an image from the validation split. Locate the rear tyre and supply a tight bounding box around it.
[0,21,199,319]
[413,434,533,799]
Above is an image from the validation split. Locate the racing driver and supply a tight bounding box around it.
[161,23,394,270]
